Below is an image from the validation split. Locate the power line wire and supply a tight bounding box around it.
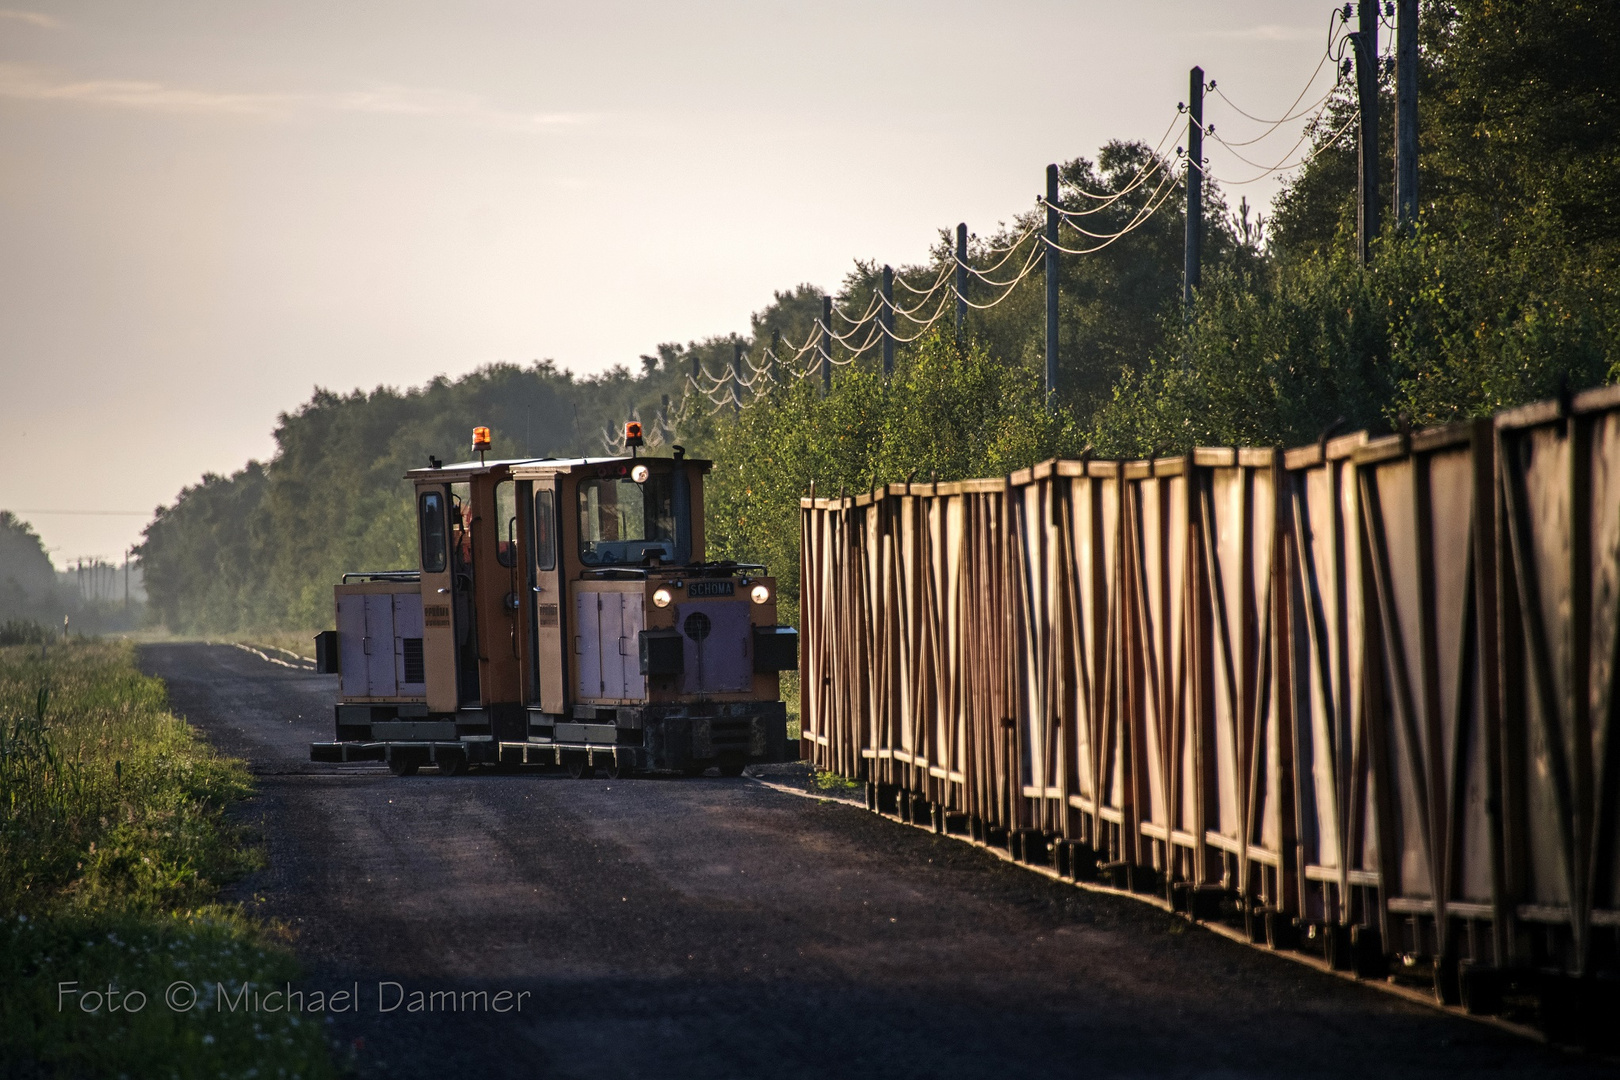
[1041,172,1181,255]
[1205,108,1357,186]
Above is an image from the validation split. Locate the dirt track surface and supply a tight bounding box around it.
[140,642,1610,1080]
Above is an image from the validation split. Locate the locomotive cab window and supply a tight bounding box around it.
[419,491,447,573]
[533,488,556,571]
[578,473,680,565]
[495,479,517,567]
[450,482,473,571]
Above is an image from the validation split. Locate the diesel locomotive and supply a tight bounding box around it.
[309,425,797,777]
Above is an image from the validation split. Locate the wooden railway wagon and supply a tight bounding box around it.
[801,385,1620,1039]
[311,426,797,778]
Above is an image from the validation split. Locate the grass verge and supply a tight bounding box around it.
[0,639,335,1078]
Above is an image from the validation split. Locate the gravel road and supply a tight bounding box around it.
[140,642,1611,1080]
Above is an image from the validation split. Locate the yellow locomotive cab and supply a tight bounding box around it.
[309,434,797,778]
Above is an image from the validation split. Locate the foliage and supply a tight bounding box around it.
[1419,0,1620,251]
[140,465,271,634]
[1092,226,1618,456]
[814,769,860,794]
[0,512,65,624]
[0,641,334,1076]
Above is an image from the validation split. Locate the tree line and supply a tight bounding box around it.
[138,0,1619,634]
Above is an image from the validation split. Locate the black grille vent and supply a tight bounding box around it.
[710,717,751,748]
[402,638,425,684]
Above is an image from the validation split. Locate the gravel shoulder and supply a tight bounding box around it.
[140,642,1609,1080]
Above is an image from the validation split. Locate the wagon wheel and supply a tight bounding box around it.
[719,762,746,778]
[682,764,708,778]
[567,757,594,780]
[388,756,419,777]
[599,757,623,780]
[438,754,468,777]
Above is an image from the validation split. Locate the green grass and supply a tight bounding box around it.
[813,769,859,793]
[0,640,335,1078]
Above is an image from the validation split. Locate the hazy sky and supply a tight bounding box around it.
[0,1,1343,565]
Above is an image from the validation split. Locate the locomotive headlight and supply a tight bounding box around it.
[630,463,650,484]
[750,584,770,605]
[653,588,673,608]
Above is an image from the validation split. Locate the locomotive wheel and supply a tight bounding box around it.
[567,757,594,780]
[682,764,708,778]
[599,758,623,780]
[719,762,746,778]
[438,754,468,777]
[388,756,420,777]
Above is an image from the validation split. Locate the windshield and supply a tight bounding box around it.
[578,474,677,565]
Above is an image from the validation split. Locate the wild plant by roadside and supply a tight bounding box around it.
[0,640,335,1077]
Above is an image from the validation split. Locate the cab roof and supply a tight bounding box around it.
[405,455,711,481]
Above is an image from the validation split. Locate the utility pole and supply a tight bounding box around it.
[881,265,894,378]
[954,223,967,345]
[731,341,742,414]
[1044,164,1059,407]
[1394,0,1418,234]
[769,328,780,388]
[820,295,832,396]
[1353,2,1381,262]
[1184,66,1204,312]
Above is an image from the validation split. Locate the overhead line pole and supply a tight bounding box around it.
[731,341,742,414]
[1394,0,1418,234]
[1044,164,1059,408]
[1184,66,1204,313]
[955,223,967,346]
[881,265,894,379]
[820,295,832,397]
[1353,2,1381,263]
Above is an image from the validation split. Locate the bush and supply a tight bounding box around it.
[1090,221,1620,457]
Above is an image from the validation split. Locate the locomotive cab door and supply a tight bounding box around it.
[528,478,566,713]
[416,483,459,713]
[449,481,481,706]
